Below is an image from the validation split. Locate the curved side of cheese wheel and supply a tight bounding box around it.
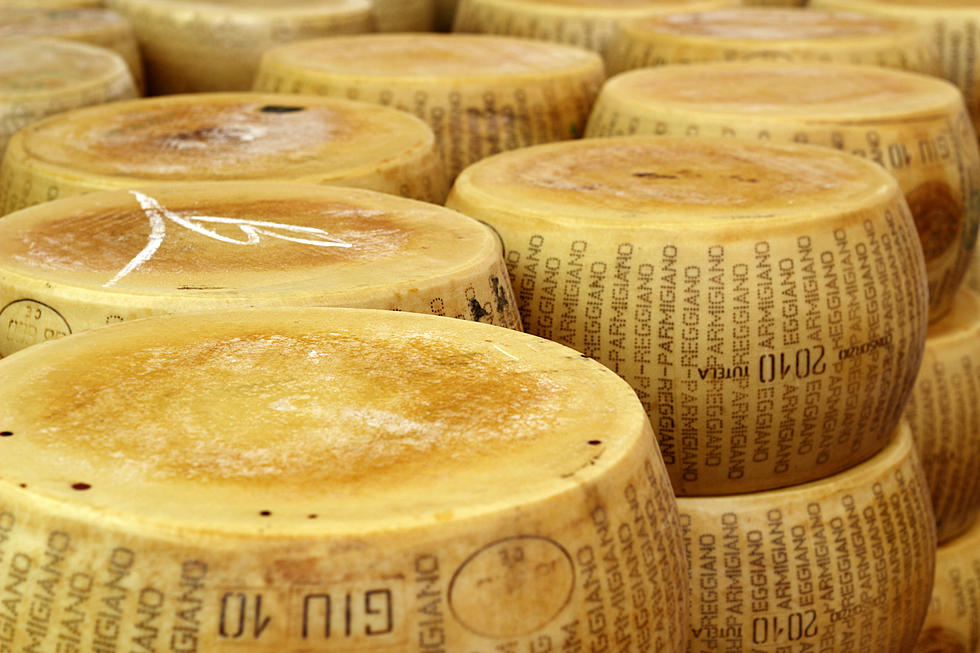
[604,8,940,76]
[0,92,448,214]
[0,38,137,155]
[372,0,435,31]
[0,307,690,651]
[677,423,936,653]
[446,136,930,495]
[903,287,980,544]
[105,0,374,94]
[585,64,980,323]
[0,182,521,356]
[915,516,980,653]
[254,34,605,180]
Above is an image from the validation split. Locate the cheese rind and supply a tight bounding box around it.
[0,92,447,213]
[372,0,435,31]
[0,306,690,651]
[254,33,605,180]
[587,63,980,322]
[446,136,929,494]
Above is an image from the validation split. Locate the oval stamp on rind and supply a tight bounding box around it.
[0,299,70,357]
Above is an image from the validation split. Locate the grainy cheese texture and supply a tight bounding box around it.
[586,63,980,322]
[447,136,929,495]
[915,516,980,652]
[604,8,940,76]
[0,307,690,652]
[0,92,447,213]
[0,182,520,357]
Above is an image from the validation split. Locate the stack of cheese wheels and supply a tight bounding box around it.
[604,8,940,76]
[677,422,936,652]
[105,0,373,94]
[0,38,136,156]
[0,7,143,92]
[0,182,520,356]
[372,0,435,31]
[915,516,980,652]
[586,63,980,323]
[904,287,980,544]
[447,137,930,495]
[452,0,740,58]
[254,33,604,180]
[0,92,447,214]
[0,307,690,652]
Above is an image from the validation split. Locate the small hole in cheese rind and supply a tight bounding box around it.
[259,105,304,113]
[0,431,11,436]
[71,482,91,491]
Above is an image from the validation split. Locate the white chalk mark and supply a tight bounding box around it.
[492,344,519,361]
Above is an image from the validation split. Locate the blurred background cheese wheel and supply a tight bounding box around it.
[903,287,980,545]
[105,0,373,94]
[254,33,604,181]
[0,38,136,157]
[0,307,690,652]
[677,422,936,653]
[0,7,143,93]
[372,0,435,31]
[0,92,447,214]
[915,516,980,653]
[587,63,980,323]
[0,182,521,357]
[446,136,929,495]
[604,8,940,76]
[451,0,740,60]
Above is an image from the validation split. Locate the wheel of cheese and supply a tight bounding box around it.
[451,0,740,60]
[587,63,980,323]
[0,37,136,157]
[0,181,521,357]
[0,92,447,214]
[677,422,936,653]
[254,33,605,180]
[903,287,980,545]
[372,0,435,31]
[446,136,930,495]
[0,306,690,652]
[604,7,940,76]
[105,0,373,94]
[915,516,980,653]
[0,7,144,93]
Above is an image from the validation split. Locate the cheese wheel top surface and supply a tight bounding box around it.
[0,37,127,96]
[453,137,897,224]
[261,33,602,78]
[14,93,436,182]
[0,308,645,533]
[0,183,494,297]
[925,286,980,343]
[605,63,962,121]
[0,7,129,37]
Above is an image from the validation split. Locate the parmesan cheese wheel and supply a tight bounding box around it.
[0,38,136,157]
[0,182,520,357]
[587,63,980,323]
[604,8,940,76]
[915,516,980,653]
[678,422,936,653]
[0,92,447,214]
[0,307,690,652]
[254,33,605,180]
[105,0,373,94]
[446,136,930,495]
[0,7,144,93]
[372,0,435,31]
[904,287,980,544]
[451,0,740,59]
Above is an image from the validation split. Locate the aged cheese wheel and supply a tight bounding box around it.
[587,63,980,323]
[0,92,447,214]
[0,38,136,156]
[451,0,740,59]
[604,8,940,76]
[105,0,373,94]
[0,7,144,93]
[677,422,936,653]
[446,136,929,495]
[254,33,604,180]
[915,516,980,653]
[904,287,980,544]
[0,181,521,357]
[372,0,435,31]
[0,306,690,652]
